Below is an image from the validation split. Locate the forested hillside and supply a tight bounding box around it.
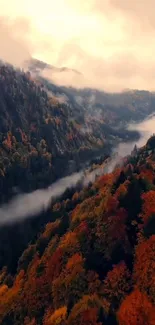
[0,63,141,205]
[27,59,155,126]
[0,136,155,324]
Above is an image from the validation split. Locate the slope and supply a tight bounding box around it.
[0,136,155,324]
[0,63,139,204]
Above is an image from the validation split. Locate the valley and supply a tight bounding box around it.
[0,62,154,325]
[0,0,155,323]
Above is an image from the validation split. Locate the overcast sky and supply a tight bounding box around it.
[0,0,155,91]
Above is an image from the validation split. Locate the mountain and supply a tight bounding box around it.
[26,58,155,125]
[0,63,141,204]
[0,61,155,273]
[24,58,82,76]
[0,136,155,324]
[0,60,155,324]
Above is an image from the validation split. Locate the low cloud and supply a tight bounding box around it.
[0,172,83,225]
[42,48,155,92]
[0,17,31,66]
[1,1,155,91]
[0,114,154,226]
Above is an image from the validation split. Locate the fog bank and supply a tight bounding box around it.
[0,114,154,225]
[107,114,155,172]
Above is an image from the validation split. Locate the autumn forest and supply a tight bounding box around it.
[0,62,154,324]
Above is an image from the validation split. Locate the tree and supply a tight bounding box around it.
[102,262,131,309]
[133,235,155,303]
[43,306,67,325]
[141,190,155,225]
[117,289,155,325]
[67,294,106,325]
[52,253,86,309]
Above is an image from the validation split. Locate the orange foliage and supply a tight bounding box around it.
[21,256,51,317]
[52,253,86,308]
[43,306,67,325]
[72,195,101,223]
[0,270,25,322]
[141,190,155,224]
[66,253,84,271]
[102,262,130,307]
[42,220,61,239]
[59,231,80,256]
[97,173,114,190]
[75,221,89,236]
[3,132,12,149]
[115,181,129,200]
[133,235,155,303]
[72,191,79,202]
[46,247,63,283]
[117,289,155,325]
[67,294,104,325]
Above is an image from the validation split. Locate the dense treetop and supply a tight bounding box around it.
[0,138,155,324]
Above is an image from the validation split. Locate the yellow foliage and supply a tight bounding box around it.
[60,232,79,252]
[48,306,67,325]
[42,220,61,239]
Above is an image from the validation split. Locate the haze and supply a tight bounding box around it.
[1,0,155,91]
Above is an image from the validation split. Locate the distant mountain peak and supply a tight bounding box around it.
[24,58,82,76]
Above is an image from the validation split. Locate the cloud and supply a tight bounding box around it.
[106,114,155,173]
[1,1,155,90]
[110,0,155,30]
[0,172,83,225]
[0,17,32,66]
[0,113,154,226]
[42,46,155,92]
[0,16,54,67]
[0,166,106,225]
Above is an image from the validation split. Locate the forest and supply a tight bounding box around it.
[0,63,142,205]
[0,135,155,324]
[0,62,155,324]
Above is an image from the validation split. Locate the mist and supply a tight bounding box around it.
[0,167,105,226]
[1,0,155,91]
[0,172,83,226]
[0,18,31,66]
[0,114,154,226]
[0,16,53,68]
[107,114,155,173]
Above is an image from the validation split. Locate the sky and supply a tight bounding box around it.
[0,0,155,91]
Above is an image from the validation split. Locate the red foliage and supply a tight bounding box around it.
[103,262,130,307]
[133,235,155,303]
[97,173,114,189]
[106,196,119,214]
[75,221,89,236]
[22,257,51,316]
[46,247,63,283]
[140,169,154,182]
[80,308,101,325]
[141,190,155,224]
[118,289,155,325]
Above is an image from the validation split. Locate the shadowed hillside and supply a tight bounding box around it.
[0,137,155,324]
[0,63,140,204]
